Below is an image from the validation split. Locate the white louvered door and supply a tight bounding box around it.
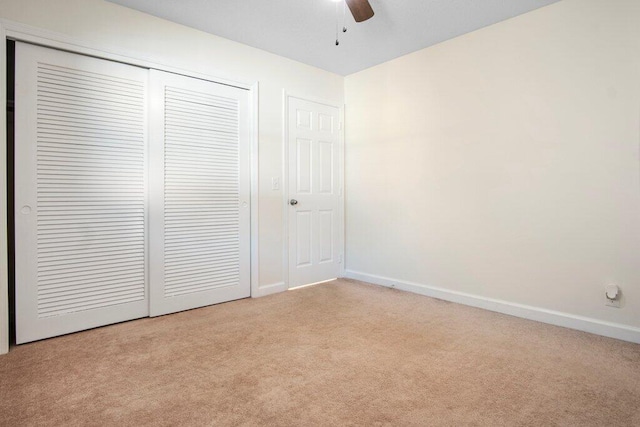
[15,43,149,343]
[149,70,250,316]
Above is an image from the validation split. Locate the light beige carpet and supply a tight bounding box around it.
[1,279,639,426]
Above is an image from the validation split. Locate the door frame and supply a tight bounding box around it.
[282,91,345,290]
[0,19,261,354]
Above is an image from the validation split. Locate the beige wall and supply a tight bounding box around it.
[0,0,344,352]
[345,0,640,331]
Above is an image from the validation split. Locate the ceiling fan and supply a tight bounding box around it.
[345,0,375,23]
[332,0,374,46]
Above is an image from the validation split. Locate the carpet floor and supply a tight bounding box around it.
[1,279,639,426]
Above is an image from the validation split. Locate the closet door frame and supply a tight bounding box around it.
[0,20,260,354]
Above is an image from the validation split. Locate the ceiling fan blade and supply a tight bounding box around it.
[345,0,375,23]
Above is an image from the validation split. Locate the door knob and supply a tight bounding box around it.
[289,199,298,206]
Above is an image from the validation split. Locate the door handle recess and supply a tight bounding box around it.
[289,199,298,206]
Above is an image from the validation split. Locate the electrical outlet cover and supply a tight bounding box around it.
[605,295,621,308]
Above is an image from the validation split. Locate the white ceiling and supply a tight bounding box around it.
[105,0,561,76]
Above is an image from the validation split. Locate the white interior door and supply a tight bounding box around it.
[287,97,341,288]
[149,70,251,316]
[14,42,149,343]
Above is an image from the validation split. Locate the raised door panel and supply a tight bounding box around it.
[318,210,334,263]
[318,141,334,194]
[296,210,313,267]
[296,138,312,194]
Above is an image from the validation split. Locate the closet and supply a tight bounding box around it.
[13,42,251,344]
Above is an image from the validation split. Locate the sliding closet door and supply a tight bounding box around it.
[14,43,149,343]
[149,70,250,316]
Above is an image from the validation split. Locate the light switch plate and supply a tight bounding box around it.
[272,177,280,191]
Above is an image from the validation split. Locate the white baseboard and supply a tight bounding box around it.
[344,270,640,344]
[252,281,287,298]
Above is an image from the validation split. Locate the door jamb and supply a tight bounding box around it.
[0,24,8,355]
